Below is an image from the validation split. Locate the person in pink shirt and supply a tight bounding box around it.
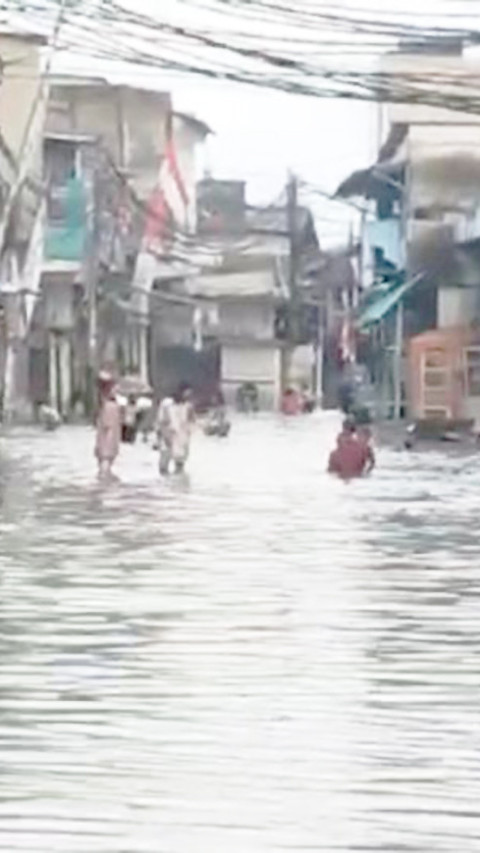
[281,388,302,416]
[95,373,121,478]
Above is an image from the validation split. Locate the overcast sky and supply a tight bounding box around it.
[168,76,376,243]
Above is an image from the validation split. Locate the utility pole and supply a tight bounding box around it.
[287,172,299,311]
[286,172,300,350]
[392,141,412,420]
[85,160,100,419]
[283,172,300,398]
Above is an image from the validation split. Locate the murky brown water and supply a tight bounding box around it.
[0,413,479,852]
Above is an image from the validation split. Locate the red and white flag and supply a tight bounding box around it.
[143,110,189,251]
[131,108,190,342]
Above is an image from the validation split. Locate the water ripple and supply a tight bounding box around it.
[0,416,478,852]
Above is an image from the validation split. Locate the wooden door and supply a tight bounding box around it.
[421,347,451,420]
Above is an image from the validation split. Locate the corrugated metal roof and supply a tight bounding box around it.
[186,268,279,300]
[358,274,423,327]
[48,75,170,101]
[336,162,405,201]
[174,112,212,137]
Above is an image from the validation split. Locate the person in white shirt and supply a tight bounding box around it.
[155,383,195,474]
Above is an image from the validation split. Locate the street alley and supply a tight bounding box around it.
[0,415,479,852]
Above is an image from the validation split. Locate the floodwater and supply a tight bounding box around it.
[0,414,479,852]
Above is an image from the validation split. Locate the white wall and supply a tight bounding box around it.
[46,83,170,199]
[221,345,282,408]
[381,52,480,127]
[46,86,209,242]
[288,345,313,388]
[409,122,480,211]
[380,53,480,267]
[218,297,275,341]
[410,124,480,155]
[198,270,275,299]
[438,287,477,329]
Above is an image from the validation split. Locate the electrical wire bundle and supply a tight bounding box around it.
[3,0,480,261]
[3,0,480,113]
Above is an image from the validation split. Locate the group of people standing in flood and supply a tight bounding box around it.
[94,371,376,481]
[95,373,195,479]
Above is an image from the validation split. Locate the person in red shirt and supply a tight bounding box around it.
[328,420,375,479]
[281,388,302,416]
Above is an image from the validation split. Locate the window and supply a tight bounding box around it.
[44,139,81,225]
[424,348,447,370]
[422,347,450,418]
[424,408,450,420]
[423,348,448,393]
[425,372,447,389]
[44,138,78,185]
[465,348,480,397]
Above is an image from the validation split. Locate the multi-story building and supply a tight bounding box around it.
[151,178,326,409]
[33,76,209,417]
[337,39,480,421]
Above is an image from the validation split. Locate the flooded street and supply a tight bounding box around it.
[0,414,479,852]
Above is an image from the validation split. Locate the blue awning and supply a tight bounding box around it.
[358,274,423,328]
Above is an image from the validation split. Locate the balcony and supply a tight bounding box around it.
[45,177,87,263]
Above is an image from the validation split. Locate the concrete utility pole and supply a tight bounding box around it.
[282,172,301,396]
[286,172,300,346]
[393,141,412,420]
[287,172,299,310]
[85,161,100,418]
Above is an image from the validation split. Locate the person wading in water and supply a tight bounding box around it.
[328,418,375,480]
[95,372,121,478]
[155,382,195,475]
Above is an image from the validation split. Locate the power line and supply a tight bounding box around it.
[7,0,480,117]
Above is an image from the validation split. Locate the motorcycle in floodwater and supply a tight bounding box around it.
[204,406,231,438]
[38,404,62,431]
[204,419,231,438]
[204,390,232,438]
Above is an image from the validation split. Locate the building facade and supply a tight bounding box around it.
[149,178,326,410]
[337,40,480,420]
[32,77,209,417]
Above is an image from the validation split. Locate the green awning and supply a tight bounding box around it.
[358,273,423,328]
